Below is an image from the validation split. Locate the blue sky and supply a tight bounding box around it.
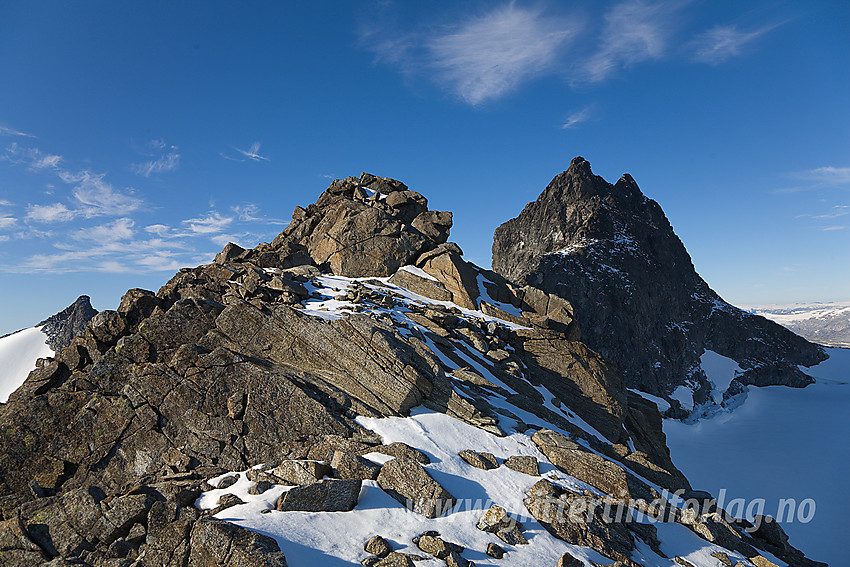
[1,1,848,335]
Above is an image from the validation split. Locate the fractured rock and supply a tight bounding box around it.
[503,455,539,476]
[458,450,499,470]
[486,542,505,559]
[188,516,288,566]
[414,532,464,559]
[532,430,654,502]
[523,479,637,565]
[276,479,361,512]
[330,451,382,481]
[377,458,455,518]
[476,504,528,545]
[364,535,393,558]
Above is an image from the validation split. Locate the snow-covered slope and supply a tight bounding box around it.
[745,302,850,348]
[199,411,761,567]
[664,347,850,567]
[189,272,803,567]
[0,326,53,402]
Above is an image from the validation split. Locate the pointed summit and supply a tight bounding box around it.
[37,295,98,351]
[493,159,825,409]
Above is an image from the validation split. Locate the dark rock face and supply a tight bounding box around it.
[492,157,827,404]
[36,295,98,350]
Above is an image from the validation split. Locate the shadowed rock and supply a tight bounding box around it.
[492,157,826,404]
[37,295,98,351]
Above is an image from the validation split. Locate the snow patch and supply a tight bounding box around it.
[399,265,438,281]
[627,388,671,413]
[699,350,742,404]
[0,326,54,402]
[670,385,694,411]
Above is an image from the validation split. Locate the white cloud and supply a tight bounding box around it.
[132,150,180,177]
[72,218,135,242]
[209,233,246,247]
[4,143,62,170]
[59,170,144,217]
[25,203,76,223]
[181,212,233,234]
[807,166,850,186]
[12,235,195,273]
[798,205,849,220]
[144,224,171,237]
[231,203,287,225]
[0,199,12,207]
[222,142,269,162]
[0,124,35,138]
[135,253,183,271]
[427,5,577,105]
[779,166,850,193]
[823,226,846,231]
[583,1,675,83]
[233,203,262,222]
[31,152,63,169]
[561,106,593,129]
[692,24,774,65]
[0,216,17,229]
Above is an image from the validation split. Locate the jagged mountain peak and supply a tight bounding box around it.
[493,158,825,411]
[36,295,98,351]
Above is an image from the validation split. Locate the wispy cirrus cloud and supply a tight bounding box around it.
[132,140,180,177]
[582,1,678,83]
[777,166,850,193]
[365,2,776,105]
[362,4,580,105]
[561,106,594,129]
[426,5,579,105]
[71,217,136,242]
[14,237,195,274]
[4,143,62,170]
[806,166,850,186]
[692,23,776,65]
[797,205,849,220]
[0,124,35,138]
[59,170,144,218]
[181,212,234,234]
[232,203,287,225]
[222,142,269,162]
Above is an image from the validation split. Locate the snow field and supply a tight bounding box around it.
[0,326,53,402]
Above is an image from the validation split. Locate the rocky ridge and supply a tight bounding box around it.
[0,172,825,566]
[36,295,99,351]
[492,157,827,415]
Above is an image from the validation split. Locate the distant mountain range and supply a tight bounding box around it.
[744,303,850,348]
